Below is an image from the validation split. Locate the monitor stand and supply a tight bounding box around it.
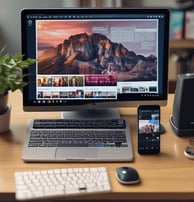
[61,108,121,119]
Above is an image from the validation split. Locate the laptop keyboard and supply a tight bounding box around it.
[28,119,128,148]
[29,130,128,148]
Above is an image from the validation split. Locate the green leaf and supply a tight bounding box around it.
[0,47,36,95]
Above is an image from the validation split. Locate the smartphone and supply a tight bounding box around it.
[137,105,160,154]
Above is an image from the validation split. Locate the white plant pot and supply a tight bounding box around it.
[0,104,11,133]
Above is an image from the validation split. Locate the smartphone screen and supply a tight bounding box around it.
[138,105,160,154]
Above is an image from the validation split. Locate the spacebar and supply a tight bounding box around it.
[57,143,89,147]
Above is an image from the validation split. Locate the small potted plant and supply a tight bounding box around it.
[0,47,35,133]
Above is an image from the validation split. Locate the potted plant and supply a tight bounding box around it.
[0,47,35,133]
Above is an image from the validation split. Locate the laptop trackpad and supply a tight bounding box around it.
[55,148,98,160]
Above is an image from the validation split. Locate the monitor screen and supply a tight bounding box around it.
[21,8,169,118]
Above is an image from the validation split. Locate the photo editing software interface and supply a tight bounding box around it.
[22,9,169,111]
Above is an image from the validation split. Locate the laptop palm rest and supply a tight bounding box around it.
[55,147,130,161]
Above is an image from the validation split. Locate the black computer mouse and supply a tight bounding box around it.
[115,167,140,185]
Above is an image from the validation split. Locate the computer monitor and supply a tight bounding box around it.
[21,8,169,119]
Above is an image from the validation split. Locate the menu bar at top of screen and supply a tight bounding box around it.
[26,14,165,20]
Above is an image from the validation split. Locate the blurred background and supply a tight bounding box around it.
[0,0,193,92]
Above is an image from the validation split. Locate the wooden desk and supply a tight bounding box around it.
[0,91,194,201]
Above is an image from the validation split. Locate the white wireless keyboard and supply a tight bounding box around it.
[15,166,111,200]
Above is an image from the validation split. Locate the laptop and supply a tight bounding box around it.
[21,8,169,162]
[22,118,134,162]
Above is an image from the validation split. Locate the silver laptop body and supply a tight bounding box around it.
[22,119,134,162]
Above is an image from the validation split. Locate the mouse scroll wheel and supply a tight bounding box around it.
[122,170,127,174]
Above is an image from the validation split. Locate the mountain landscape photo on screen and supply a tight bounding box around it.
[37,20,158,82]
